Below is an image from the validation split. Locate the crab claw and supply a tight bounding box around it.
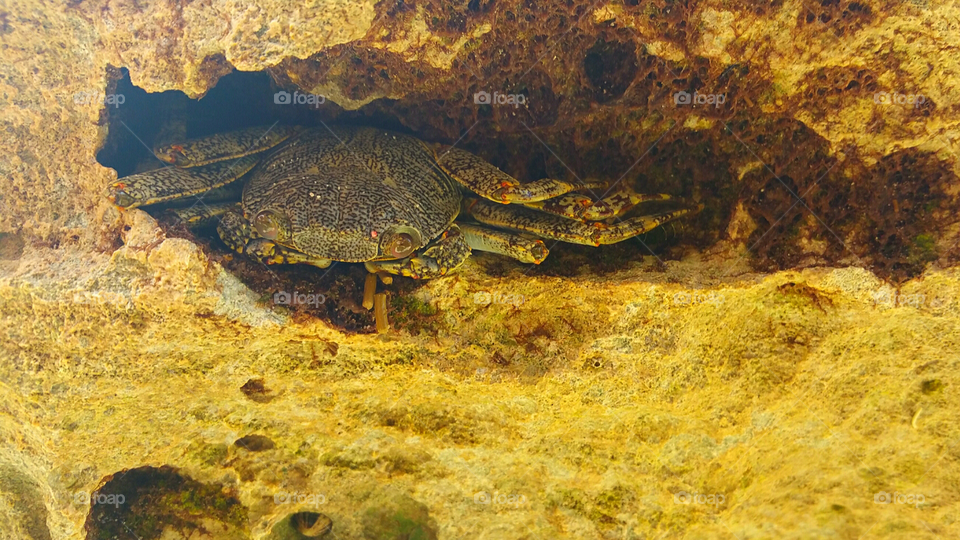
[106,183,137,208]
[492,181,523,203]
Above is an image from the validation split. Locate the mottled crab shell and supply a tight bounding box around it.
[241,126,462,263]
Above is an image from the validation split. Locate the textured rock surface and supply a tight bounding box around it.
[2,217,959,538]
[1,0,960,538]
[2,0,959,279]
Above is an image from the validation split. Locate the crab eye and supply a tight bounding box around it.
[381,227,422,259]
[107,183,137,208]
[253,210,289,242]
[155,144,186,165]
[390,234,416,258]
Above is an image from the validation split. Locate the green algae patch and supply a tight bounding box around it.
[83,466,247,540]
[361,489,438,540]
[389,292,441,335]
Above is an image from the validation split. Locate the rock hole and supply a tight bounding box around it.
[83,465,246,539]
[920,379,943,394]
[234,434,277,451]
[240,377,276,402]
[583,39,638,103]
[292,511,333,537]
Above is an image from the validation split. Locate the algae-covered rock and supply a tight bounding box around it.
[3,248,957,538]
[2,0,960,279]
[82,466,247,540]
[2,0,960,538]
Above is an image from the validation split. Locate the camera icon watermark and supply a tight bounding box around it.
[73,91,125,108]
[874,92,925,108]
[274,90,326,108]
[274,491,326,507]
[473,491,527,507]
[874,491,924,508]
[673,91,725,108]
[274,290,325,307]
[473,90,527,108]
[73,491,125,508]
[673,491,725,508]
[473,290,524,307]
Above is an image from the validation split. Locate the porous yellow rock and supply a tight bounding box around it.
[1,0,959,538]
[1,228,958,537]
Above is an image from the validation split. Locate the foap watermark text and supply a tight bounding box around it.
[673,291,724,306]
[875,491,924,508]
[274,491,326,507]
[73,91,125,108]
[474,491,527,507]
[474,291,525,307]
[74,491,125,508]
[872,290,955,309]
[474,90,527,108]
[274,90,326,108]
[674,491,725,508]
[674,91,725,108]
[274,291,326,307]
[874,92,925,108]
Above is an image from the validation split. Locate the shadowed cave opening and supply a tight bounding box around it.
[95,50,959,336]
[97,69,692,334]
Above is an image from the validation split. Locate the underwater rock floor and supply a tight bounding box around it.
[1,212,957,539]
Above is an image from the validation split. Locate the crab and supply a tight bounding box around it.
[108,125,701,328]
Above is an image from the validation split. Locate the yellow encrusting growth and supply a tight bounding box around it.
[2,227,958,537]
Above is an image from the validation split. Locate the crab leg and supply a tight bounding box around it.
[457,223,548,264]
[166,202,237,227]
[365,224,472,279]
[467,199,703,246]
[191,181,246,204]
[362,273,378,310]
[437,147,605,203]
[154,125,301,167]
[107,156,259,209]
[524,190,674,221]
[373,293,390,333]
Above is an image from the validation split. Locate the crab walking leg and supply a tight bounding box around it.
[437,147,606,203]
[468,199,704,246]
[166,202,237,227]
[362,273,377,310]
[153,125,301,167]
[374,293,390,333]
[365,224,472,279]
[589,205,704,244]
[457,223,549,264]
[525,190,675,221]
[107,156,259,209]
[192,181,246,204]
[218,210,333,268]
[520,194,593,219]
[582,191,673,220]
